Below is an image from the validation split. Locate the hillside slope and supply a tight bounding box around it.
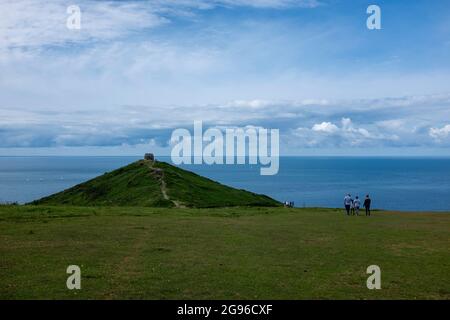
[31,160,280,208]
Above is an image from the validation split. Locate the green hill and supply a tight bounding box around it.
[31,160,280,208]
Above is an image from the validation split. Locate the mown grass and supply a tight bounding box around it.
[0,205,449,300]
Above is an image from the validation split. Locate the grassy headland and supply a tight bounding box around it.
[31,160,280,208]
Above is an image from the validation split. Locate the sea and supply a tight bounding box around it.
[0,156,449,211]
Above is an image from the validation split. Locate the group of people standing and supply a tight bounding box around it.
[344,194,371,216]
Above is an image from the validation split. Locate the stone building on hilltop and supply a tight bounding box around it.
[144,153,155,162]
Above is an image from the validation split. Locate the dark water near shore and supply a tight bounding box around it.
[0,156,449,211]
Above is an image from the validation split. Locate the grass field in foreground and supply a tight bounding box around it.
[0,205,449,299]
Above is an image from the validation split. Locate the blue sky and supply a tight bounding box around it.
[0,0,449,156]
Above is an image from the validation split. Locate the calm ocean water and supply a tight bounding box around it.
[0,156,449,211]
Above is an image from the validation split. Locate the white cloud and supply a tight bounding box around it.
[312,122,339,133]
[0,0,319,56]
[295,117,401,147]
[3,93,449,150]
[0,0,166,53]
[429,124,450,141]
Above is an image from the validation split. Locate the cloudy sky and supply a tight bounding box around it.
[1,0,449,156]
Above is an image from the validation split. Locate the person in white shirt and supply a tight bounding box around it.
[353,196,361,216]
[344,194,352,215]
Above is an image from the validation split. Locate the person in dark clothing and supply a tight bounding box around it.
[364,195,371,216]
